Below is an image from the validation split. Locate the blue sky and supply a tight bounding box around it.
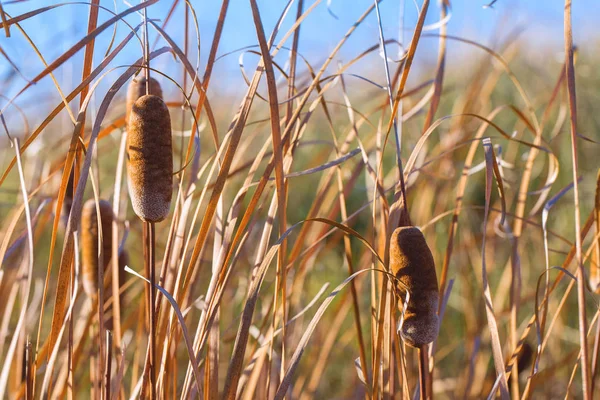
[0,0,599,125]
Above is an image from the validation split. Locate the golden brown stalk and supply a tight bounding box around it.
[143,222,157,399]
[81,199,114,298]
[418,345,431,400]
[390,226,439,347]
[126,94,173,223]
[104,332,112,400]
[590,169,600,293]
[126,76,163,126]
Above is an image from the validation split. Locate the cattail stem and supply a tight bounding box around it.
[142,1,150,89]
[150,223,157,398]
[418,345,431,400]
[68,269,74,400]
[127,80,170,398]
[24,340,32,400]
[90,322,98,400]
[104,332,112,400]
[143,221,157,399]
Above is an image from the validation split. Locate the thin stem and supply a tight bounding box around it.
[143,0,150,92]
[68,262,74,400]
[564,0,590,398]
[90,323,98,400]
[143,221,157,399]
[150,223,157,397]
[25,340,32,400]
[418,345,431,400]
[180,5,189,172]
[104,332,112,400]
[373,0,403,187]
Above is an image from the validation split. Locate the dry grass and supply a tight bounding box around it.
[0,0,599,399]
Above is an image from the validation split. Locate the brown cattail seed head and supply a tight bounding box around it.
[127,94,173,222]
[81,199,114,297]
[126,76,163,125]
[390,226,439,347]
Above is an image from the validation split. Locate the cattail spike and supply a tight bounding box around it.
[127,94,173,223]
[390,226,439,347]
[81,199,114,298]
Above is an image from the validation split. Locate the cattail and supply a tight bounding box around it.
[126,76,163,126]
[127,80,170,399]
[390,226,439,347]
[127,95,173,222]
[81,199,114,297]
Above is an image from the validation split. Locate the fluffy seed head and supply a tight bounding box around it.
[127,94,173,222]
[126,76,163,125]
[390,226,439,347]
[81,199,114,298]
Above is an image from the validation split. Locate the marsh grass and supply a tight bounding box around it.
[0,0,599,399]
